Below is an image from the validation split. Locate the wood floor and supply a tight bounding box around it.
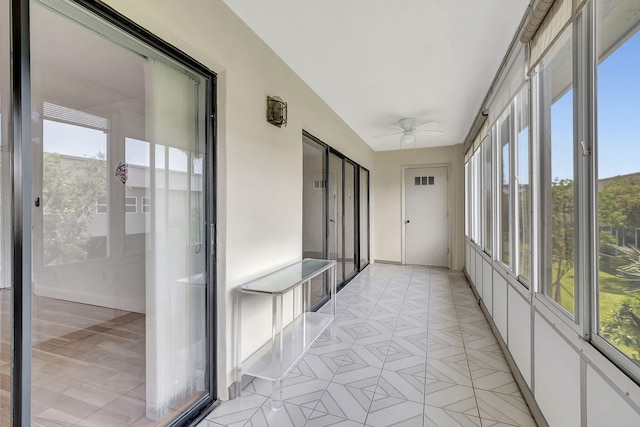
[0,291,202,426]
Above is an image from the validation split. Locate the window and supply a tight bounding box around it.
[465,161,470,237]
[537,26,576,316]
[42,117,108,265]
[483,135,493,255]
[516,86,531,281]
[125,196,137,213]
[96,197,107,214]
[470,148,482,244]
[595,0,640,367]
[498,109,512,266]
[142,196,151,213]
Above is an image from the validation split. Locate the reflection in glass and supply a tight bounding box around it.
[30,1,209,425]
[125,138,150,254]
[0,0,11,422]
[43,118,108,265]
[328,153,343,283]
[539,27,575,315]
[344,161,357,279]
[596,0,640,364]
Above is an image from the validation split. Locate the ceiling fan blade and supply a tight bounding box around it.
[372,130,403,137]
[415,129,444,134]
[415,119,439,128]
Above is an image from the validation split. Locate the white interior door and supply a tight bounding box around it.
[404,166,449,266]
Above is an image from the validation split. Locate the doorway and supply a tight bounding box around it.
[403,165,450,267]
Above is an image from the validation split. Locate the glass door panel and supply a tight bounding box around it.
[30,1,211,425]
[328,153,343,284]
[595,0,640,366]
[360,168,369,268]
[344,161,357,279]
[303,137,328,307]
[125,138,150,255]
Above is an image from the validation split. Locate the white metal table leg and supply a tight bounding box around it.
[271,294,284,411]
[235,288,242,399]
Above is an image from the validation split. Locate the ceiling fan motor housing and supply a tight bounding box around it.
[398,118,417,131]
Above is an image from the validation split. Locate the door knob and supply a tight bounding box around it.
[405,220,410,224]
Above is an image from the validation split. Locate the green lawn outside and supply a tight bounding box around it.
[549,265,639,361]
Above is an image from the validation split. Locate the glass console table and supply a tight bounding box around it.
[235,258,337,410]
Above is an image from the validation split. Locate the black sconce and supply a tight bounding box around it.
[267,96,287,128]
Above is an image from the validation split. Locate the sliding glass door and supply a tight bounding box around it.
[302,136,328,307]
[302,132,370,295]
[27,0,215,425]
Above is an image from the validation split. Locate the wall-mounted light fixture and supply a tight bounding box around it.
[267,95,287,128]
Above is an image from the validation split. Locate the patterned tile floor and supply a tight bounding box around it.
[200,264,537,427]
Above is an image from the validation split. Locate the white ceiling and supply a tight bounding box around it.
[222,0,530,151]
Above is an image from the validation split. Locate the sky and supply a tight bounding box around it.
[551,28,640,180]
[43,120,201,174]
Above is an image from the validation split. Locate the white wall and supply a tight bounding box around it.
[102,0,375,399]
[373,145,464,269]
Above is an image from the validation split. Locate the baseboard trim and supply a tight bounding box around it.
[35,286,145,313]
[373,259,403,265]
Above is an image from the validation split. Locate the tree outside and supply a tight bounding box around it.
[598,174,640,363]
[42,152,107,266]
[549,178,575,313]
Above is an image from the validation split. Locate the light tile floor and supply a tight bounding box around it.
[201,264,537,427]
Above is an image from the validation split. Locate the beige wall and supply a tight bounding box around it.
[102,0,375,399]
[374,145,464,270]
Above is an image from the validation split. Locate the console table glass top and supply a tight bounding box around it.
[239,258,335,295]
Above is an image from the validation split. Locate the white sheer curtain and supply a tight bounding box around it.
[143,58,204,419]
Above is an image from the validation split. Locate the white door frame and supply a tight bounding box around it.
[401,163,452,267]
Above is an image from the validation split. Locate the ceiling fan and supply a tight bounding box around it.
[374,118,443,146]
